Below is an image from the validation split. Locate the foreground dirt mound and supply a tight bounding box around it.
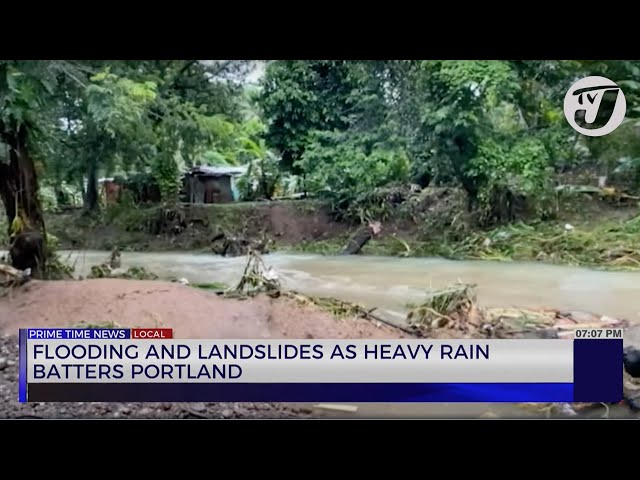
[0,278,406,419]
[0,279,409,339]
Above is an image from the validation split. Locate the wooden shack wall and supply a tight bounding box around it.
[202,176,233,203]
[184,175,233,204]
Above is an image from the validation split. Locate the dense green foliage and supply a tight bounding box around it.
[260,60,640,224]
[3,59,640,251]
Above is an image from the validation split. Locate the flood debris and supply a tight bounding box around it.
[87,264,159,280]
[83,249,160,280]
[445,218,640,270]
[211,231,271,257]
[407,283,478,332]
[0,263,31,290]
[108,247,121,269]
[341,221,382,255]
[406,283,629,339]
[519,402,580,418]
[556,184,640,203]
[226,250,416,336]
[233,250,281,295]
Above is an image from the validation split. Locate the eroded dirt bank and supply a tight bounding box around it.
[0,278,406,419]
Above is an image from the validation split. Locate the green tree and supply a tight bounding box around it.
[259,61,364,174]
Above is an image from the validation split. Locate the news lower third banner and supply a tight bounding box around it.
[18,328,623,403]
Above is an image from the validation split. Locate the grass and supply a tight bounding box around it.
[415,215,640,270]
[191,282,229,290]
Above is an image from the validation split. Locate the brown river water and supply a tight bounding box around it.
[45,251,640,418]
[60,250,640,324]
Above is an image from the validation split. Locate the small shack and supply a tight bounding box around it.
[182,166,247,204]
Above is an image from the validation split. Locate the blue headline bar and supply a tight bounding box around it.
[26,328,131,340]
[28,382,574,403]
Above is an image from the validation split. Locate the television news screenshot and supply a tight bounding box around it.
[1,59,639,421]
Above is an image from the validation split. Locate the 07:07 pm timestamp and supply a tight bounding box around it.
[574,328,623,339]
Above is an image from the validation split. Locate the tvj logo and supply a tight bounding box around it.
[564,76,626,137]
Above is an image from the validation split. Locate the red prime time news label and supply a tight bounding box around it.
[131,328,173,339]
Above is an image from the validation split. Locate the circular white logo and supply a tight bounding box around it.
[563,76,626,137]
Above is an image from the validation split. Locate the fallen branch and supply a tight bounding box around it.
[341,221,382,255]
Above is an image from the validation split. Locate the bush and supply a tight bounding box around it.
[469,137,555,226]
[297,132,410,221]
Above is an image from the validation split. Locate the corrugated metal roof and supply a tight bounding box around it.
[188,165,248,176]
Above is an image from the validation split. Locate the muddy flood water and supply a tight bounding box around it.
[41,251,640,418]
[60,250,640,324]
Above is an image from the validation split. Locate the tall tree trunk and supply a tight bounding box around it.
[85,157,99,211]
[0,122,47,275]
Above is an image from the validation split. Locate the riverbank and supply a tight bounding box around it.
[3,188,639,270]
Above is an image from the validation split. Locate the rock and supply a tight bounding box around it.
[562,311,598,324]
[623,347,640,378]
[191,402,207,412]
[522,328,559,339]
[221,409,234,418]
[138,408,152,416]
[7,360,15,367]
[178,278,190,285]
[113,412,121,418]
[119,406,131,414]
[0,358,7,370]
[626,397,640,412]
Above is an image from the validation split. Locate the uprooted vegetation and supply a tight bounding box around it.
[87,265,160,280]
[424,215,640,269]
[405,280,627,340]
[345,184,640,269]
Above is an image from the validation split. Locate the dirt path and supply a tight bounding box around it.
[0,278,407,419]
